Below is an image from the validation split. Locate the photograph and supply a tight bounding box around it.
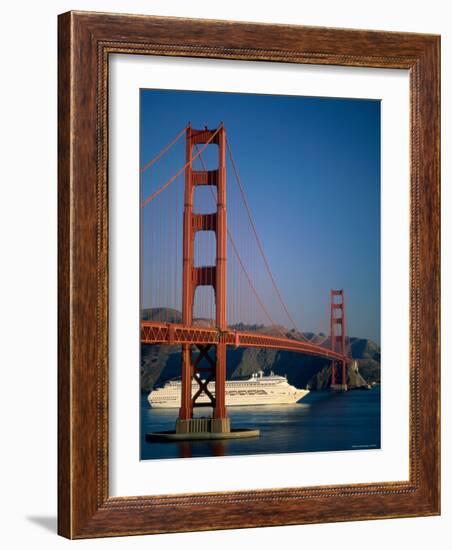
[139,89,381,460]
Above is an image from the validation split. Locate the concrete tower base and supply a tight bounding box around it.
[331,383,348,391]
[147,417,259,441]
[175,417,231,435]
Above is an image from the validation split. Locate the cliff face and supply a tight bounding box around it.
[140,309,381,392]
[349,338,381,385]
[307,359,368,390]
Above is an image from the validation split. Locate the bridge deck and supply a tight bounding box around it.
[141,321,346,362]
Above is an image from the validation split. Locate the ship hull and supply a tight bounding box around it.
[148,376,309,408]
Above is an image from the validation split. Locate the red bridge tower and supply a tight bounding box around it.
[330,289,348,391]
[176,123,230,434]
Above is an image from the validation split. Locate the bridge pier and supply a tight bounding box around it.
[175,417,231,435]
[152,414,257,442]
[149,422,259,441]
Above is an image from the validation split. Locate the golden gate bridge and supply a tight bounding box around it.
[141,123,351,439]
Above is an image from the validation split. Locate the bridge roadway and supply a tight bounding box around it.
[141,321,346,362]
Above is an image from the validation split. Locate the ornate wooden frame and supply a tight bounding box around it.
[58,11,440,538]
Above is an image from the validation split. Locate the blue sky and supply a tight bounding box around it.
[140,89,380,343]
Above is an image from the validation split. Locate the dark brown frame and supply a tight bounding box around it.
[58,11,440,539]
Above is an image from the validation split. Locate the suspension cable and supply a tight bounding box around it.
[141,127,221,208]
[226,137,306,336]
[140,125,187,173]
[194,144,286,335]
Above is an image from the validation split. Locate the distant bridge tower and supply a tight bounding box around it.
[176,123,230,434]
[330,289,348,391]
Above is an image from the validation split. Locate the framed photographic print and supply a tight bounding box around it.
[58,11,440,538]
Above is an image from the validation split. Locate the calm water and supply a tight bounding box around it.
[140,387,381,460]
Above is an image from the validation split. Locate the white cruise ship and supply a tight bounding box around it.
[148,371,309,408]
